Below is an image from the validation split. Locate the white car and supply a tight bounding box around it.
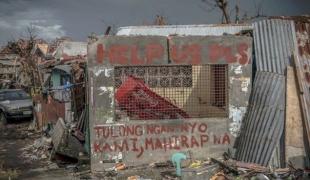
[0,89,33,124]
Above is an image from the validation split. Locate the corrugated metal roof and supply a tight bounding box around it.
[116,24,252,36]
[235,71,285,166]
[53,65,72,74]
[253,19,297,74]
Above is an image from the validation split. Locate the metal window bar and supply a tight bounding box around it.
[114,65,228,120]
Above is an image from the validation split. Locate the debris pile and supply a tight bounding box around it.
[0,37,89,176]
[208,158,303,179]
[20,136,52,163]
[97,153,305,179]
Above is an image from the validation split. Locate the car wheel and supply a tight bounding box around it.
[0,111,7,125]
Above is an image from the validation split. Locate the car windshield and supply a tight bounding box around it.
[2,90,30,101]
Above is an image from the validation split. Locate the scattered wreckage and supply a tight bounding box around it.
[0,15,310,180]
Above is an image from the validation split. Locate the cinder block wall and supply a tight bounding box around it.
[87,36,252,172]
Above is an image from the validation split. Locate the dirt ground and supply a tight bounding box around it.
[0,119,163,180]
[0,120,84,180]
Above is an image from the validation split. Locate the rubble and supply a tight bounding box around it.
[51,118,86,161]
[19,136,52,164]
[91,153,306,179]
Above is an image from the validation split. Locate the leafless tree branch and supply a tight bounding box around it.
[201,0,231,24]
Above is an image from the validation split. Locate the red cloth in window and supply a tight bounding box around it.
[115,76,189,120]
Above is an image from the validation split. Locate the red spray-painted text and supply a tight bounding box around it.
[93,122,231,158]
[96,42,249,65]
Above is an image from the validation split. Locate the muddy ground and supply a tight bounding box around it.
[0,120,171,180]
[0,119,87,180]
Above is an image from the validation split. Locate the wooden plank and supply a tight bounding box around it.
[292,54,310,144]
[285,66,305,165]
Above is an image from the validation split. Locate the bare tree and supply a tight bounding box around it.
[251,0,267,19]
[7,25,42,91]
[201,0,231,23]
[154,15,168,25]
[235,3,240,23]
[26,25,37,42]
[201,0,267,24]
[140,15,169,26]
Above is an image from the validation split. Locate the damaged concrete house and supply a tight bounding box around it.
[88,25,252,169]
[85,16,310,179]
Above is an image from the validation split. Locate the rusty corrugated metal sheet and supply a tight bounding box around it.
[295,19,310,90]
[235,72,285,166]
[253,19,297,74]
[33,95,65,129]
[295,21,310,57]
[116,24,252,36]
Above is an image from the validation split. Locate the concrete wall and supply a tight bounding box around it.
[87,35,252,172]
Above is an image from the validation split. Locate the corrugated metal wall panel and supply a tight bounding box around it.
[116,24,252,36]
[294,19,310,165]
[236,72,285,166]
[253,19,296,74]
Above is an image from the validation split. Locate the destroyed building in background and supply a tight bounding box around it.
[0,36,89,163]
[34,39,88,159]
[0,52,20,89]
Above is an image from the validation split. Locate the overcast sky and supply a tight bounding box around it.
[0,0,309,45]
